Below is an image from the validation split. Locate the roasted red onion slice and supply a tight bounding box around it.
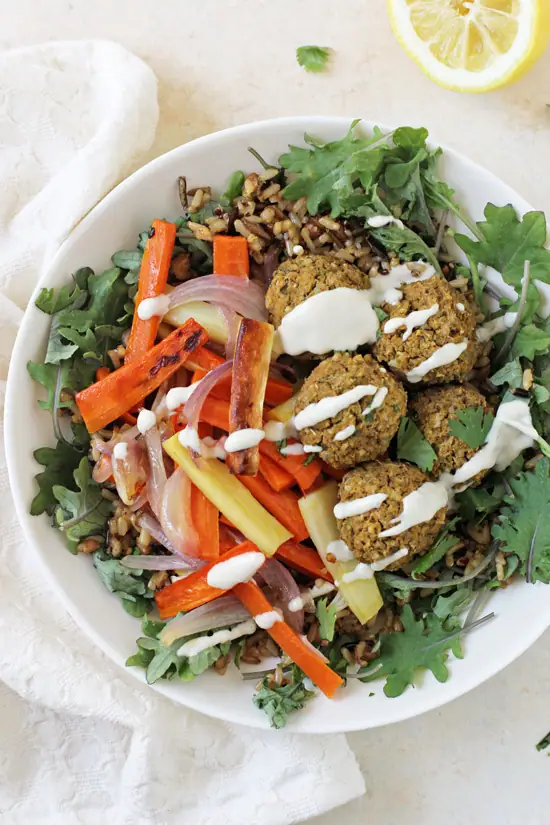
[183,360,233,433]
[144,426,167,519]
[168,275,268,321]
[256,558,304,633]
[120,555,192,571]
[92,453,113,484]
[159,467,199,557]
[137,512,204,569]
[111,439,149,506]
[159,595,253,645]
[218,306,241,360]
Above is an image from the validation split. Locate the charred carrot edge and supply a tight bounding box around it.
[276,540,333,582]
[213,234,250,278]
[236,471,309,542]
[228,318,274,476]
[258,454,294,492]
[125,220,177,363]
[258,439,322,492]
[155,541,256,620]
[76,320,208,433]
[192,367,293,407]
[233,581,343,698]
[190,483,219,561]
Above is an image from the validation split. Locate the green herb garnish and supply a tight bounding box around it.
[296,45,331,73]
[396,417,437,472]
[448,407,494,450]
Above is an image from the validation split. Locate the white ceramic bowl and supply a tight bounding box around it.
[6,117,550,733]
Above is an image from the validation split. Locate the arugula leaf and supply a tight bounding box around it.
[142,615,166,638]
[253,669,315,729]
[533,383,550,406]
[94,555,150,597]
[179,643,230,681]
[135,637,182,684]
[296,45,331,73]
[35,281,84,315]
[30,441,84,516]
[512,324,550,360]
[492,459,550,584]
[412,522,460,576]
[366,222,442,273]
[126,646,155,670]
[490,358,523,389]
[432,589,473,627]
[111,249,143,271]
[455,483,505,522]
[316,597,337,642]
[397,417,438,472]
[448,407,494,450]
[121,595,153,618]
[53,459,112,551]
[455,205,550,311]
[221,170,245,204]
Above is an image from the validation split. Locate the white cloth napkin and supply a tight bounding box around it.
[0,40,365,824]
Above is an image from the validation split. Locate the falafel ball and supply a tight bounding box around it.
[373,276,478,385]
[294,353,407,469]
[337,461,447,568]
[409,384,492,483]
[265,254,368,329]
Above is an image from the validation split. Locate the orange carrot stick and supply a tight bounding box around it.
[187,347,225,373]
[200,395,231,431]
[155,541,257,619]
[258,440,321,492]
[259,454,294,492]
[125,220,177,363]
[190,484,219,561]
[213,234,249,278]
[236,471,309,542]
[233,581,343,698]
[192,367,293,407]
[219,522,239,554]
[276,540,333,582]
[95,367,138,425]
[76,320,208,433]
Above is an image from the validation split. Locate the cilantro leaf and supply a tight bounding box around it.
[253,669,315,729]
[316,597,337,642]
[448,407,494,450]
[490,358,523,389]
[359,605,464,697]
[53,458,112,551]
[455,205,550,306]
[397,416,438,472]
[511,324,550,361]
[221,170,245,204]
[296,45,331,73]
[30,441,84,516]
[492,459,550,584]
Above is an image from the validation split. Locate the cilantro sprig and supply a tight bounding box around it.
[296,45,331,73]
[397,416,437,472]
[448,407,494,450]
[253,666,315,729]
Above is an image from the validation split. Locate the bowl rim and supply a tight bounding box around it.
[6,115,550,733]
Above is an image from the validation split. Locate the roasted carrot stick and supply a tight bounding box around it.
[233,581,343,698]
[213,234,250,278]
[95,367,138,425]
[228,318,274,475]
[236,471,309,542]
[199,396,230,430]
[258,440,322,492]
[192,367,293,407]
[76,320,208,433]
[276,540,333,582]
[125,220,177,363]
[155,541,258,619]
[259,454,294,492]
[187,347,225,373]
[219,522,239,554]
[190,484,219,561]
[320,463,346,482]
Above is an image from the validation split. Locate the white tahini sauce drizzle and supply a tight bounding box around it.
[406,340,468,383]
[166,380,202,411]
[278,287,380,356]
[334,425,356,442]
[340,548,409,583]
[137,294,171,321]
[263,419,297,442]
[202,435,227,461]
[206,551,265,589]
[136,408,157,435]
[476,312,517,343]
[280,443,305,456]
[367,215,405,230]
[303,444,323,453]
[255,610,283,630]
[334,493,388,520]
[178,426,226,459]
[383,304,439,342]
[288,596,305,612]
[178,425,202,454]
[380,481,449,537]
[294,385,377,430]
[113,442,128,460]
[365,262,436,306]
[327,539,355,562]
[456,303,465,312]
[178,619,257,658]
[362,386,388,416]
[225,428,265,453]
[310,580,336,599]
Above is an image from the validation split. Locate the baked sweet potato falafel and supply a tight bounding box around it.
[337,461,447,568]
[294,353,407,469]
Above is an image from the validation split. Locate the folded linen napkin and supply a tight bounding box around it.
[0,39,365,825]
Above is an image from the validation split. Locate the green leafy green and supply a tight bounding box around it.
[448,407,494,450]
[536,730,550,752]
[412,521,460,576]
[35,281,84,315]
[366,222,442,273]
[221,170,245,204]
[53,459,112,551]
[30,441,84,516]
[316,597,337,642]
[253,668,315,729]
[492,459,550,584]
[296,45,331,73]
[432,589,473,627]
[397,417,437,472]
[359,605,464,697]
[93,555,149,597]
[511,324,550,361]
[490,358,523,389]
[455,483,505,522]
[111,249,143,271]
[179,643,230,681]
[128,633,229,685]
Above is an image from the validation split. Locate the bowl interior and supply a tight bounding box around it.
[6,116,550,733]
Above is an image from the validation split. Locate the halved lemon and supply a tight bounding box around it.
[387,0,550,92]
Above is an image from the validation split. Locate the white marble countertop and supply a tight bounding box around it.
[3,1,550,821]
